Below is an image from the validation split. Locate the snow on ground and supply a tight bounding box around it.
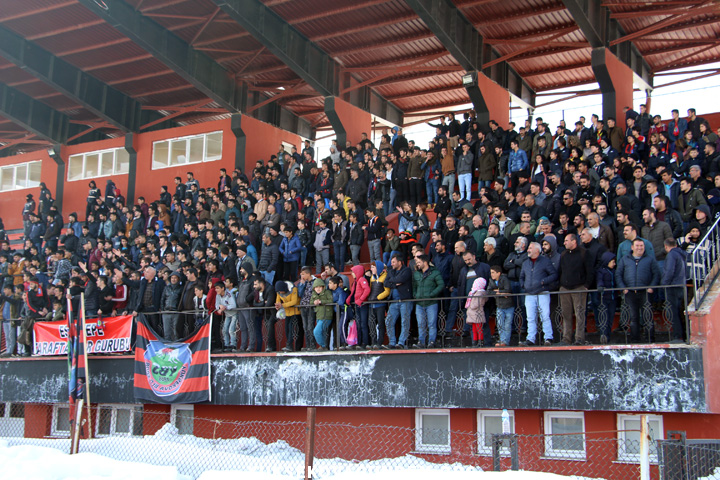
[1,424,606,480]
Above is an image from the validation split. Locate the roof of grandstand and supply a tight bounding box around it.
[0,0,718,152]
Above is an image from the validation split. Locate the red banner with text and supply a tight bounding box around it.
[33,315,133,356]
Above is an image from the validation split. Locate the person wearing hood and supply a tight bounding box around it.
[311,278,333,350]
[616,239,661,343]
[368,261,390,348]
[249,274,276,352]
[346,265,371,349]
[161,271,183,341]
[595,251,617,344]
[412,254,445,348]
[105,179,116,207]
[465,277,488,348]
[662,238,687,343]
[275,280,301,352]
[22,194,35,239]
[235,262,256,351]
[694,203,713,238]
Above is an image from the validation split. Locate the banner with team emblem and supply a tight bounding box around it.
[133,314,211,404]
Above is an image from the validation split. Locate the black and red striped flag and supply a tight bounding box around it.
[134,315,211,404]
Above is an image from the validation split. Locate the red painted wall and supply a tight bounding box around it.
[478,74,510,127]
[133,119,236,207]
[332,97,372,147]
[241,114,302,175]
[689,289,720,414]
[62,137,127,222]
[0,151,58,231]
[604,50,635,120]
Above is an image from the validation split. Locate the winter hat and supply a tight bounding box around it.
[240,262,255,275]
[374,260,385,275]
[274,281,289,294]
[695,204,712,218]
[708,189,720,205]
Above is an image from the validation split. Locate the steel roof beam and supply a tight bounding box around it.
[0,82,105,145]
[404,0,536,111]
[0,25,171,133]
[210,0,403,127]
[561,0,653,88]
[75,0,312,138]
[76,0,240,112]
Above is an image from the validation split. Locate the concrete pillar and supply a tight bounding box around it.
[124,133,137,206]
[230,113,247,172]
[465,72,510,130]
[324,97,372,150]
[591,47,634,122]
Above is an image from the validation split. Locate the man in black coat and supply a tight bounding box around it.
[558,233,594,345]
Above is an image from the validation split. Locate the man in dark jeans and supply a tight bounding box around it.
[662,238,687,343]
[616,239,661,343]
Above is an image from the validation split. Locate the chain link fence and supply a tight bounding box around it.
[1,404,718,479]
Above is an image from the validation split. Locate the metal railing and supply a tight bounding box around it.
[2,284,690,357]
[691,214,720,310]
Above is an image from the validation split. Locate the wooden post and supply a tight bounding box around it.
[640,414,650,480]
[80,294,92,438]
[304,407,317,480]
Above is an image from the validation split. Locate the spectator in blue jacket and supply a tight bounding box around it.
[279,225,302,282]
[616,239,662,343]
[507,140,529,190]
[661,238,687,343]
[382,253,412,349]
[519,242,557,346]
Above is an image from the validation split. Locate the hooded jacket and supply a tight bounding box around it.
[236,263,255,307]
[275,281,300,317]
[465,277,488,324]
[369,261,391,304]
[310,278,334,320]
[347,265,370,307]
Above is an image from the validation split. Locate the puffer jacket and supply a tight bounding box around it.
[311,279,334,319]
[520,255,558,294]
[368,261,390,304]
[412,266,444,307]
[615,251,661,289]
[275,284,300,317]
[279,234,302,262]
[347,265,370,307]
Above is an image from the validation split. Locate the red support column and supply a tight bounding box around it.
[324,97,372,149]
[591,47,634,122]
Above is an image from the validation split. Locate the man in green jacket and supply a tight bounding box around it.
[412,254,445,348]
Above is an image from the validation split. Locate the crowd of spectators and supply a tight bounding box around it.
[0,105,716,356]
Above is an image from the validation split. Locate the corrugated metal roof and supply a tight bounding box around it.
[0,0,716,150]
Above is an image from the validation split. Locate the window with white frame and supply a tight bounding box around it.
[95,404,143,436]
[51,404,71,436]
[67,148,129,181]
[0,402,25,437]
[0,160,41,192]
[171,405,194,435]
[544,411,586,460]
[415,409,451,454]
[477,410,515,455]
[617,414,663,463]
[152,131,222,169]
